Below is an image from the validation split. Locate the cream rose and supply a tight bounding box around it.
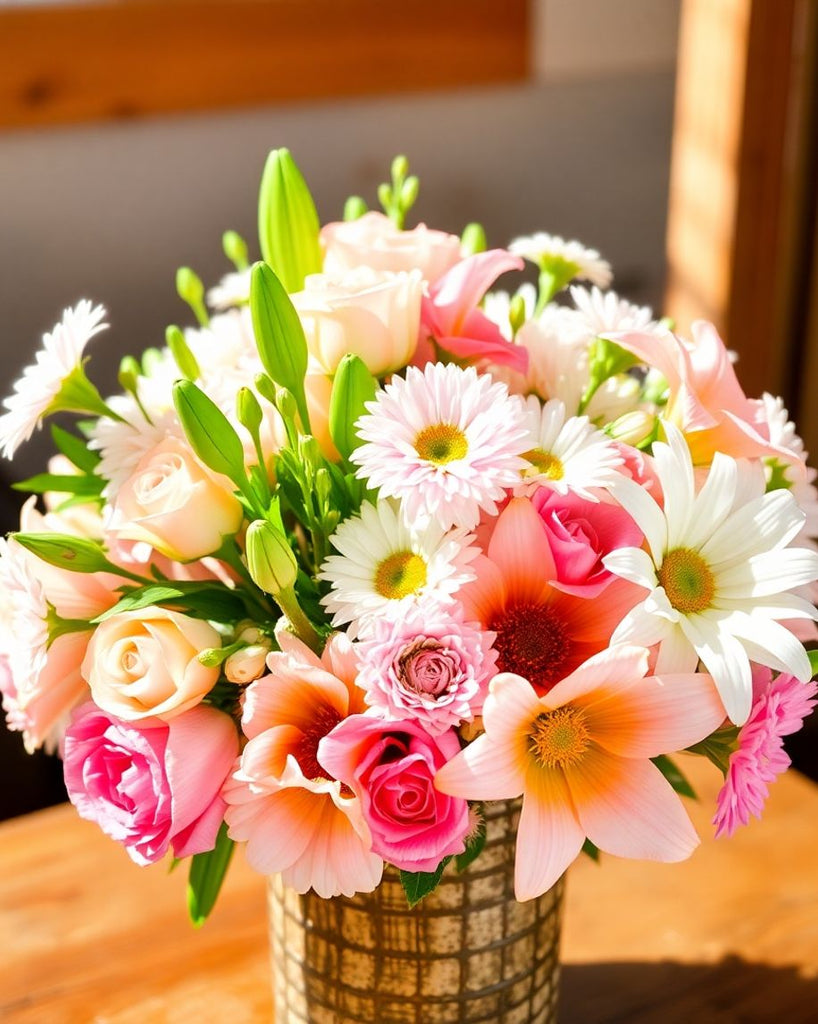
[321,211,462,284]
[82,607,221,720]
[291,267,423,376]
[108,437,243,561]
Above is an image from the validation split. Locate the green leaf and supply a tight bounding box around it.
[12,472,104,496]
[257,147,321,293]
[686,727,740,777]
[249,262,310,431]
[187,823,235,927]
[651,754,697,800]
[581,838,600,862]
[172,380,247,482]
[92,582,247,624]
[329,354,377,462]
[455,808,486,873]
[808,648,818,678]
[399,857,451,908]
[12,532,119,574]
[50,424,101,473]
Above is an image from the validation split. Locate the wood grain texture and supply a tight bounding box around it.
[0,0,529,130]
[1,756,817,1022]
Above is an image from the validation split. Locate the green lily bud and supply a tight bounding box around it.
[13,532,118,575]
[176,266,209,327]
[222,230,249,271]
[377,183,393,213]
[253,373,277,406]
[508,294,527,336]
[461,222,487,257]
[142,347,164,375]
[329,353,377,461]
[400,175,419,211]
[166,325,200,381]
[257,148,321,293]
[245,520,298,596]
[118,355,141,394]
[250,262,310,432]
[343,195,368,222]
[172,379,247,482]
[391,154,410,182]
[236,387,263,436]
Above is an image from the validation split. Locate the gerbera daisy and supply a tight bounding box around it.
[569,285,658,338]
[603,425,818,725]
[435,645,725,899]
[351,362,529,530]
[713,666,817,837]
[0,301,108,458]
[318,500,478,637]
[509,232,612,289]
[518,396,624,499]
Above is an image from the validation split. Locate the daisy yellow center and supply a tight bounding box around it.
[658,547,715,614]
[374,551,428,600]
[490,602,573,694]
[528,706,590,769]
[524,448,564,480]
[414,423,468,465]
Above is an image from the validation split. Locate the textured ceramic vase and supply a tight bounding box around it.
[267,799,564,1024]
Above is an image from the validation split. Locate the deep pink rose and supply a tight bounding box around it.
[63,702,238,865]
[532,488,643,598]
[318,716,469,872]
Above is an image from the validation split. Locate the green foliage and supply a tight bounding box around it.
[172,380,248,484]
[257,148,322,293]
[399,857,451,908]
[328,354,377,462]
[652,754,697,799]
[187,823,235,927]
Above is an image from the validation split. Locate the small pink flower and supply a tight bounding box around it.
[319,716,470,872]
[356,602,497,733]
[714,667,817,837]
[531,488,643,598]
[63,702,238,865]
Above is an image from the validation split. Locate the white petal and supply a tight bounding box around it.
[679,614,752,725]
[608,477,666,562]
[701,490,805,569]
[602,547,657,590]
[686,453,737,550]
[716,549,818,598]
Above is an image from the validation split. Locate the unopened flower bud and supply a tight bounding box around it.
[607,410,656,447]
[224,641,272,684]
[245,519,298,595]
[222,230,249,271]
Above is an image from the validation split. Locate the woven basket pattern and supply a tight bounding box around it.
[267,799,564,1023]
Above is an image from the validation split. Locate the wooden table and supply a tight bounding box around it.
[1,756,816,1023]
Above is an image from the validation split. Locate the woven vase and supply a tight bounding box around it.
[267,799,564,1024]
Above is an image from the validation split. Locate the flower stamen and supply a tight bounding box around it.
[374,551,428,600]
[528,706,590,768]
[524,448,564,480]
[658,547,715,614]
[414,423,469,465]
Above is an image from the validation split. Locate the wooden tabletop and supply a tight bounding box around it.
[1,755,817,1023]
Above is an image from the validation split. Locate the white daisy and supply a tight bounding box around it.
[0,538,50,693]
[318,500,478,637]
[508,232,612,289]
[0,301,108,458]
[570,285,659,338]
[206,269,252,310]
[602,424,818,725]
[351,363,529,531]
[517,396,625,499]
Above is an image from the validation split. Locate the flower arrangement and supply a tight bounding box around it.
[2,151,816,923]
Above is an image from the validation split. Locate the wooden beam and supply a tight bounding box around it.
[0,0,530,130]
[664,0,808,401]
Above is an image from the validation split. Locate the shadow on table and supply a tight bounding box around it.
[560,955,818,1023]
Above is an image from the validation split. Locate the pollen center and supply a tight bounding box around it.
[489,602,572,693]
[414,423,468,465]
[528,706,590,768]
[374,551,428,600]
[658,547,715,614]
[524,448,564,480]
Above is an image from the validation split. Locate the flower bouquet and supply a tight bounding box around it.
[2,151,817,1024]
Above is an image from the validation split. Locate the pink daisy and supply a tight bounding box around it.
[714,667,817,837]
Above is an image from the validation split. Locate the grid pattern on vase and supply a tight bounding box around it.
[267,800,565,1024]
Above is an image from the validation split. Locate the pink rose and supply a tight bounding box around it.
[318,716,469,872]
[81,606,221,721]
[291,267,422,376]
[356,602,496,734]
[108,437,243,561]
[63,702,238,865]
[321,211,463,284]
[531,488,643,598]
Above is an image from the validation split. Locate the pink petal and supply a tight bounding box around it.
[487,498,556,605]
[165,706,239,835]
[226,785,326,876]
[514,766,585,900]
[565,748,699,862]
[171,794,227,858]
[434,730,526,801]
[545,645,650,709]
[456,554,507,626]
[429,250,524,331]
[582,671,727,757]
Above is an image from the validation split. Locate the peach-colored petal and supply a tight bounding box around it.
[239,726,303,783]
[514,766,585,901]
[550,580,642,644]
[486,498,556,605]
[225,783,326,875]
[544,645,650,710]
[457,554,508,625]
[241,661,349,738]
[565,747,699,862]
[434,731,526,801]
[482,672,545,747]
[581,671,726,758]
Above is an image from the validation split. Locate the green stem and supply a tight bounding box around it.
[275,586,321,653]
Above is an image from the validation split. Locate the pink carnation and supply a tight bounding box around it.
[63,702,238,865]
[714,668,817,837]
[319,716,470,872]
[531,488,643,598]
[356,602,496,734]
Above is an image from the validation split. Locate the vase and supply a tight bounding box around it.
[267,799,564,1024]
